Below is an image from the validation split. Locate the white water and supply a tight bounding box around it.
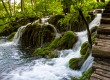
[13,23,31,44]
[0,14,101,80]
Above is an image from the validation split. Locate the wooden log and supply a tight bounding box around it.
[97,34,110,40]
[91,73,110,80]
[92,63,110,72]
[103,9,110,13]
[92,45,110,58]
[101,18,110,24]
[102,13,110,18]
[97,24,110,35]
[95,69,110,78]
[90,76,101,80]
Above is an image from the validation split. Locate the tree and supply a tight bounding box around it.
[1,0,10,16]
[14,0,16,15]
[21,0,24,12]
[8,0,12,16]
[72,0,94,48]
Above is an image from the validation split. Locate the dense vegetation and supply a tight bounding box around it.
[0,0,108,32]
[0,0,109,80]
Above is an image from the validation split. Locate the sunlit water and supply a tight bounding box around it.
[0,14,101,80]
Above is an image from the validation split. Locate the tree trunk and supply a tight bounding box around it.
[8,0,12,16]
[31,0,34,6]
[14,0,16,15]
[21,0,24,12]
[78,9,92,48]
[100,0,105,3]
[96,0,100,2]
[1,0,10,16]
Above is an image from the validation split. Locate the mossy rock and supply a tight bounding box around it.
[34,31,77,58]
[80,42,90,56]
[71,68,93,80]
[34,38,60,58]
[7,32,16,41]
[21,23,56,48]
[92,33,97,44]
[57,31,77,50]
[69,58,83,70]
[69,41,90,70]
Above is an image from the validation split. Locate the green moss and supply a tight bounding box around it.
[92,33,97,44]
[34,31,77,58]
[21,23,56,48]
[68,57,86,70]
[79,68,93,80]
[71,68,93,80]
[57,31,77,50]
[80,41,90,56]
[34,38,60,57]
[69,58,81,69]
[7,32,16,41]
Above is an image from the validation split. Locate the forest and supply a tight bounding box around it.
[0,0,109,80]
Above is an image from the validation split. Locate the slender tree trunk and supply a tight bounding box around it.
[21,0,24,12]
[96,0,100,2]
[8,0,12,16]
[31,0,34,6]
[78,9,92,48]
[14,0,16,15]
[1,0,10,16]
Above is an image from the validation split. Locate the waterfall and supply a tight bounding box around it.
[80,14,102,73]
[13,17,50,45]
[13,23,31,44]
[0,14,102,80]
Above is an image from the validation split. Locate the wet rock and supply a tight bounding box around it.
[69,58,82,69]
[21,23,56,48]
[69,41,91,70]
[34,31,77,58]
[80,41,90,57]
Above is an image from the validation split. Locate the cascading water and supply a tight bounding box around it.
[0,14,101,80]
[13,23,31,44]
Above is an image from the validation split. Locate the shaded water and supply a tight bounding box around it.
[0,14,101,80]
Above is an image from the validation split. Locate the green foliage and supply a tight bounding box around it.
[79,68,93,80]
[34,0,62,16]
[92,33,97,44]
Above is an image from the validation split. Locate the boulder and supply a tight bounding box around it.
[69,58,82,69]
[21,23,56,48]
[34,31,77,58]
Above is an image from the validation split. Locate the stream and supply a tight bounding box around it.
[0,14,101,80]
